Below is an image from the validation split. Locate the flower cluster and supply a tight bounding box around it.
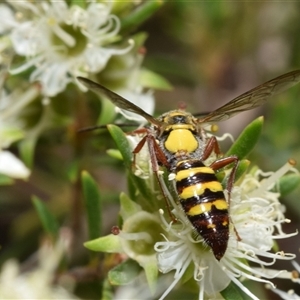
[0,0,162,180]
[1,1,132,97]
[0,237,77,299]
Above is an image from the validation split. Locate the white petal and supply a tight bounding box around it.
[30,62,70,96]
[116,89,155,123]
[83,47,113,73]
[0,4,17,33]
[0,151,30,179]
[11,22,41,56]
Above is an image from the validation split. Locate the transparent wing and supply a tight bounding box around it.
[198,70,300,123]
[77,77,163,126]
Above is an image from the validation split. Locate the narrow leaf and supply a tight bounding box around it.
[140,69,172,91]
[220,159,250,187]
[108,125,155,205]
[143,261,158,294]
[101,278,114,300]
[20,137,36,168]
[106,149,123,160]
[108,259,141,285]
[278,173,300,196]
[84,234,122,253]
[119,192,142,220]
[32,196,59,238]
[97,97,116,125]
[226,117,264,159]
[0,174,14,185]
[120,1,164,33]
[220,281,252,300]
[82,171,102,240]
[107,124,132,169]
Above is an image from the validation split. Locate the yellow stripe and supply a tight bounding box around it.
[176,167,214,181]
[207,224,216,229]
[187,199,228,216]
[169,124,195,130]
[180,181,223,199]
[214,199,228,210]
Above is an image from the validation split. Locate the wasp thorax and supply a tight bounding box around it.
[159,110,196,126]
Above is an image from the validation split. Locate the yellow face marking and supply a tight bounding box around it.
[164,129,198,153]
[180,181,223,199]
[175,167,214,182]
[187,199,228,216]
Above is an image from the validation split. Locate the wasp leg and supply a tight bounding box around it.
[209,156,242,242]
[202,136,222,160]
[131,131,176,222]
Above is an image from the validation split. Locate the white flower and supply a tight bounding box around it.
[268,261,300,299]
[108,47,155,123]
[84,194,162,294]
[115,87,155,124]
[0,151,30,179]
[0,86,38,179]
[1,1,132,97]
[155,160,298,300]
[127,133,153,179]
[0,238,79,299]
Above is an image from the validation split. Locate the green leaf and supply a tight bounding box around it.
[220,281,252,300]
[226,117,264,159]
[180,262,194,284]
[108,259,141,285]
[120,1,164,33]
[128,173,152,203]
[19,137,36,168]
[219,159,250,187]
[143,261,158,294]
[101,278,114,300]
[0,174,14,185]
[32,196,59,238]
[107,125,153,206]
[71,0,86,9]
[235,159,250,182]
[1,127,24,145]
[106,149,123,160]
[107,124,132,169]
[81,171,102,240]
[277,173,300,196]
[97,97,116,125]
[119,192,142,220]
[140,69,172,91]
[84,234,122,253]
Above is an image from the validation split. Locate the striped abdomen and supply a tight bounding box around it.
[175,160,229,260]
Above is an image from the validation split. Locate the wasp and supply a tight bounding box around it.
[78,70,300,260]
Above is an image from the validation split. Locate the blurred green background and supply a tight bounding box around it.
[1,2,300,299]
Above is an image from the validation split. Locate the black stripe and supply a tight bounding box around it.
[201,189,225,203]
[176,160,205,171]
[188,212,229,232]
[176,172,217,193]
[179,189,225,213]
